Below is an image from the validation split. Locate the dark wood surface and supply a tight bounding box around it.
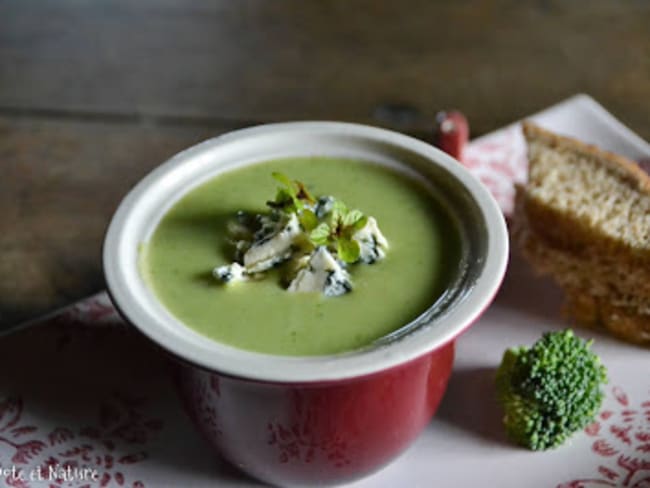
[2,0,650,329]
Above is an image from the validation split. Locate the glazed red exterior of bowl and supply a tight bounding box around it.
[175,342,454,486]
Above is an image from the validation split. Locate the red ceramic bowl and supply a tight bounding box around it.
[103,122,508,486]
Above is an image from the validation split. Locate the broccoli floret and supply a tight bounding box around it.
[495,329,607,450]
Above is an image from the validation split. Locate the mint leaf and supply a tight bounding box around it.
[337,238,360,263]
[299,209,319,231]
[351,215,368,232]
[330,200,348,223]
[270,173,315,214]
[267,188,296,212]
[272,172,296,197]
[275,188,293,203]
[309,223,331,246]
[342,209,364,227]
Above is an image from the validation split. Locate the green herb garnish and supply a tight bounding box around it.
[265,173,369,263]
[214,173,388,296]
[298,208,319,232]
[308,199,368,263]
[267,172,316,214]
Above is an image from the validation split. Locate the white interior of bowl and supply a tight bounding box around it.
[103,122,508,383]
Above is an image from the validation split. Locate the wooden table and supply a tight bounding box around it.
[2,0,649,330]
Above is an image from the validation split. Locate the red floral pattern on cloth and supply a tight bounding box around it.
[461,125,528,216]
[50,293,123,329]
[557,387,650,488]
[0,305,174,488]
[0,395,160,488]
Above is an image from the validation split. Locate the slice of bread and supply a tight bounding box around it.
[516,202,650,299]
[515,210,650,344]
[523,122,650,259]
[564,290,650,345]
[514,122,650,345]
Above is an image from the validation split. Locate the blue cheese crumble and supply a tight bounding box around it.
[212,174,389,296]
[353,217,389,264]
[288,247,352,296]
[243,213,300,273]
[314,196,335,219]
[213,262,248,284]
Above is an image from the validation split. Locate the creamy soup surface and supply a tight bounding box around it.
[143,157,461,356]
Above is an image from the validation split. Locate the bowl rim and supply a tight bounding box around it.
[103,121,508,383]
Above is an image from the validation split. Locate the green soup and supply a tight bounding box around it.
[143,157,461,356]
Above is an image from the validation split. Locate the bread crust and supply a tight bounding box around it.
[564,290,650,346]
[522,121,650,194]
